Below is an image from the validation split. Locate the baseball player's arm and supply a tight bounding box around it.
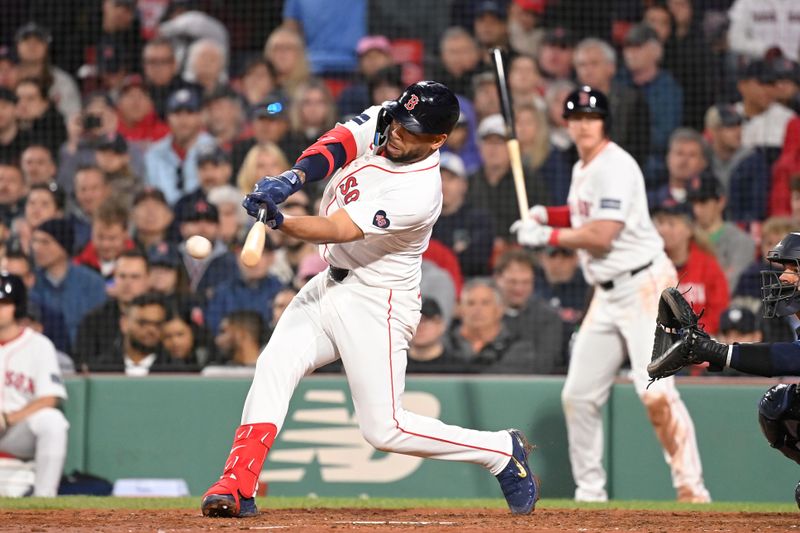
[3,396,60,427]
[279,209,364,244]
[551,220,623,256]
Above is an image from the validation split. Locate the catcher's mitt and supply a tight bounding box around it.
[647,287,705,381]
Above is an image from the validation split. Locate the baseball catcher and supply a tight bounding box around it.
[650,231,800,506]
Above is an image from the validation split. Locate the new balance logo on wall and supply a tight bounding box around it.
[260,389,440,484]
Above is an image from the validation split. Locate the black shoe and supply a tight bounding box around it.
[201,493,258,518]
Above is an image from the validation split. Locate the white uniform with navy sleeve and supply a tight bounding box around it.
[0,328,69,496]
[561,142,710,502]
[241,108,513,474]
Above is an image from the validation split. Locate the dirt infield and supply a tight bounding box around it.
[1,508,797,532]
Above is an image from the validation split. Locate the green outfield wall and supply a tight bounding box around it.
[61,375,795,502]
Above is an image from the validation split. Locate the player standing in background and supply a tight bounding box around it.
[0,273,69,497]
[201,81,539,518]
[512,86,710,502]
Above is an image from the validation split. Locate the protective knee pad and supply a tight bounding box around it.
[758,384,800,465]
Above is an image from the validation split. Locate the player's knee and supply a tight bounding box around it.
[561,389,599,413]
[27,408,69,437]
[758,384,800,465]
[359,423,400,453]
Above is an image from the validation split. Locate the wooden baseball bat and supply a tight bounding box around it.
[491,48,530,221]
[240,207,267,267]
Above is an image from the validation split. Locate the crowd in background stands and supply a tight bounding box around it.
[0,0,797,376]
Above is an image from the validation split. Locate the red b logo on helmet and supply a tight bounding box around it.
[404,94,419,111]
[579,91,590,106]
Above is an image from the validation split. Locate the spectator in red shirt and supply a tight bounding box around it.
[652,203,729,334]
[116,75,169,146]
[74,198,134,280]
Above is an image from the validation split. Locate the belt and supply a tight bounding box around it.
[328,266,350,283]
[598,260,653,290]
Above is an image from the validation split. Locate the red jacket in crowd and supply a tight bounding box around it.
[674,241,730,335]
[117,110,170,144]
[74,239,137,278]
[769,117,800,216]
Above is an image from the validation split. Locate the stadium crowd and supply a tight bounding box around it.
[0,0,797,377]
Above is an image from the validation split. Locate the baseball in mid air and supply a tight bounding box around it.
[186,235,212,259]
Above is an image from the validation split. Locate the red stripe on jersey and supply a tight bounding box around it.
[385,290,510,458]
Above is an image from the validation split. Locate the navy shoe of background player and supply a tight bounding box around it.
[201,492,259,518]
[496,429,540,514]
[794,481,800,509]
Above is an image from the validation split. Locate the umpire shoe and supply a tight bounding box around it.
[496,429,540,514]
[201,493,258,518]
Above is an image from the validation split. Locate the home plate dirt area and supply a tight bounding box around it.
[1,508,797,532]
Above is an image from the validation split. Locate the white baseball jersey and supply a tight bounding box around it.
[0,328,67,412]
[567,141,663,285]
[318,106,442,289]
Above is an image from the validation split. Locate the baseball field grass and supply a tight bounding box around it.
[0,496,795,512]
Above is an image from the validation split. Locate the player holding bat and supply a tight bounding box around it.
[511,86,711,503]
[201,81,540,518]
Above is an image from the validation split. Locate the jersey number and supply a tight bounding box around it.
[339,176,360,204]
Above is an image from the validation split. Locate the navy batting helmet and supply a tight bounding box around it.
[0,272,26,320]
[762,232,800,318]
[382,81,460,135]
[562,85,610,119]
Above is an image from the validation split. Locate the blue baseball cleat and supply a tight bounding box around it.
[496,429,540,514]
[201,493,259,518]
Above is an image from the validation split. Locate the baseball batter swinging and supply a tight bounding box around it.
[201,82,539,517]
[512,86,710,502]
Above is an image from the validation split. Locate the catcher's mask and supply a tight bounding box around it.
[761,232,800,318]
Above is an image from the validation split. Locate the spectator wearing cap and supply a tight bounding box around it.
[30,217,108,347]
[11,182,65,256]
[647,128,709,209]
[734,59,795,156]
[74,199,135,280]
[533,244,590,354]
[177,198,237,299]
[174,144,232,219]
[281,0,365,75]
[204,234,283,335]
[207,185,248,247]
[0,164,26,228]
[14,22,81,120]
[432,152,495,277]
[574,37,651,168]
[232,93,303,175]
[15,78,66,158]
[728,0,800,62]
[446,278,540,374]
[687,175,755,292]
[704,103,769,223]
[719,306,762,345]
[0,45,19,91]
[183,39,228,98]
[69,166,112,252]
[95,133,143,208]
[0,87,30,164]
[514,101,571,204]
[90,41,130,98]
[420,244,459,328]
[144,87,216,204]
[337,35,396,117]
[537,27,576,83]
[131,187,175,250]
[263,27,311,95]
[508,0,546,57]
[147,240,190,297]
[203,88,249,152]
[474,0,515,69]
[468,114,549,241]
[74,249,149,368]
[772,57,800,114]
[493,249,566,374]
[22,145,57,188]
[116,75,170,145]
[429,27,482,99]
[621,23,683,176]
[471,70,502,123]
[407,298,471,374]
[651,203,729,334]
[238,58,278,110]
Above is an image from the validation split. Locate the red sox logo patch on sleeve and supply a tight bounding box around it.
[373,210,390,228]
[404,94,419,111]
